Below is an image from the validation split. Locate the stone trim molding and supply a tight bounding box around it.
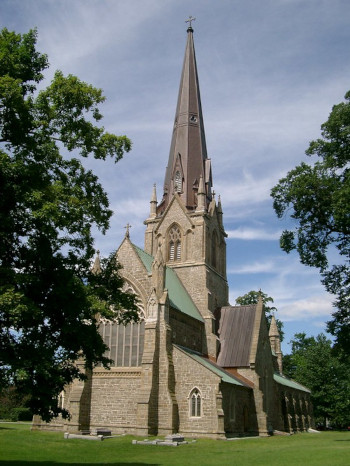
[93,368,141,378]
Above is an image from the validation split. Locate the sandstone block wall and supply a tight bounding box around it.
[89,369,142,434]
[220,383,258,435]
[172,346,224,437]
[170,309,203,352]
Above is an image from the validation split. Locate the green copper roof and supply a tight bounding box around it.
[133,244,153,273]
[132,245,204,323]
[274,373,311,393]
[176,345,250,387]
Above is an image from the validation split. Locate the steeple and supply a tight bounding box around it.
[158,21,212,214]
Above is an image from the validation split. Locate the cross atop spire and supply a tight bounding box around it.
[124,223,132,238]
[185,15,196,31]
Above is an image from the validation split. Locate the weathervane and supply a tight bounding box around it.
[185,15,196,29]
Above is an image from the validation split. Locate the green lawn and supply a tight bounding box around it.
[0,422,349,465]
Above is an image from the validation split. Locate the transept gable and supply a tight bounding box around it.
[117,236,149,277]
[116,238,150,309]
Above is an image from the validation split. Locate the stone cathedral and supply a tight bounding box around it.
[34,24,313,438]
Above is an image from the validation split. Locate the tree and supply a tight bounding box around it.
[235,290,284,340]
[283,333,350,428]
[271,91,350,358]
[0,384,32,421]
[0,28,138,421]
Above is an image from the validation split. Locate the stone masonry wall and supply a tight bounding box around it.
[170,309,203,353]
[89,369,142,434]
[220,383,258,436]
[172,346,224,438]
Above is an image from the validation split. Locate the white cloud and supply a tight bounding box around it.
[279,294,334,322]
[228,260,276,275]
[227,227,281,241]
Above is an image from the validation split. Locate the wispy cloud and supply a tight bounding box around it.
[279,294,334,322]
[228,260,275,275]
[227,227,281,241]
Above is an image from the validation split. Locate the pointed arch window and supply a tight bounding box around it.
[189,388,201,417]
[168,225,181,262]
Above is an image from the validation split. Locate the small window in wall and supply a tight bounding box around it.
[190,388,201,417]
[175,171,182,193]
[168,225,181,261]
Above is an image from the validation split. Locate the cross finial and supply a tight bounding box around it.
[124,223,132,238]
[185,16,196,30]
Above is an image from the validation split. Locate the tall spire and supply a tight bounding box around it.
[159,21,212,213]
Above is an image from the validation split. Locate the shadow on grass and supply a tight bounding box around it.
[0,463,159,466]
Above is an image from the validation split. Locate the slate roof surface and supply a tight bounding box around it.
[274,373,311,393]
[132,244,204,323]
[175,345,252,388]
[216,305,256,367]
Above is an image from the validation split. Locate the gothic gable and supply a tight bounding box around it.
[116,237,150,309]
[155,194,194,236]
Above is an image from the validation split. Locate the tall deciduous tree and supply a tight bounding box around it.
[283,333,350,428]
[235,290,284,340]
[271,91,350,358]
[0,28,138,421]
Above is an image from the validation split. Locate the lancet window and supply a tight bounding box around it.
[168,224,182,261]
[189,388,201,417]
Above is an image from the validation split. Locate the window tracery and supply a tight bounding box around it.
[168,225,182,261]
[189,388,201,417]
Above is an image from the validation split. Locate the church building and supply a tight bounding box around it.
[33,23,313,438]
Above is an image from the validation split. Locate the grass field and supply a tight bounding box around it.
[0,422,349,465]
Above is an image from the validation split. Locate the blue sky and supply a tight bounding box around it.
[2,0,350,353]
